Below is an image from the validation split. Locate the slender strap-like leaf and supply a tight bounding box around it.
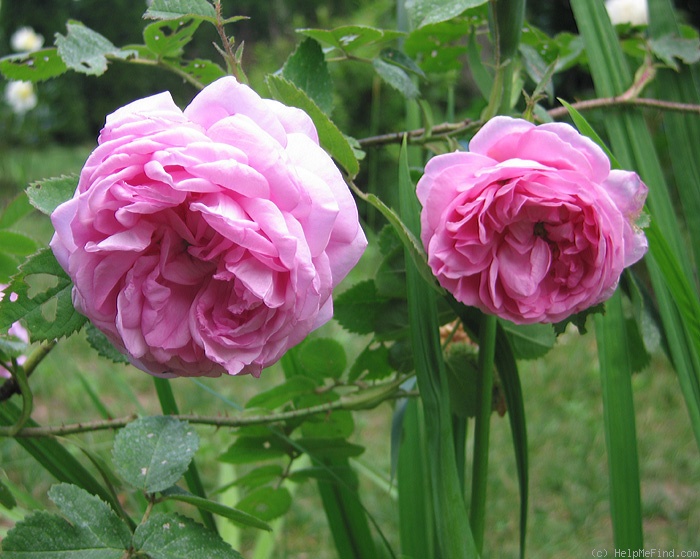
[397,399,436,559]
[570,0,700,452]
[152,377,217,533]
[0,401,119,512]
[469,314,496,554]
[398,137,478,558]
[594,292,644,548]
[648,0,700,273]
[450,300,529,559]
[314,456,378,559]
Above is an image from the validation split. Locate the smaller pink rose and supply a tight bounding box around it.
[417,116,648,324]
[0,284,29,379]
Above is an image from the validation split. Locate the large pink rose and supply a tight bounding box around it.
[417,116,648,324]
[50,77,366,377]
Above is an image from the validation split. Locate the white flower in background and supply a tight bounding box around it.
[4,81,38,114]
[605,0,649,26]
[10,26,44,53]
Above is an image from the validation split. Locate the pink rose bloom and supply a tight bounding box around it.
[50,77,366,377]
[417,116,648,324]
[0,284,29,379]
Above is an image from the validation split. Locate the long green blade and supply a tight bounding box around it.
[315,456,378,559]
[397,399,435,559]
[0,401,119,512]
[153,377,218,533]
[648,0,700,273]
[570,0,700,452]
[398,138,478,558]
[595,292,644,548]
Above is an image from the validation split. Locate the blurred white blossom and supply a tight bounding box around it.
[4,81,38,114]
[605,0,649,26]
[10,26,44,53]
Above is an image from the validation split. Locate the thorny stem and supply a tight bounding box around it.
[214,0,241,80]
[0,379,416,438]
[358,118,481,148]
[124,56,206,90]
[356,96,700,148]
[547,96,700,119]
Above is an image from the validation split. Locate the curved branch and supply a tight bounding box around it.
[1,381,417,438]
[356,97,700,149]
[358,118,480,148]
[547,96,700,119]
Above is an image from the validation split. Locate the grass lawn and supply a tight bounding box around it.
[1,146,698,557]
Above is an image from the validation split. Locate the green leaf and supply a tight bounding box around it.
[282,38,334,115]
[86,322,130,364]
[406,0,488,29]
[650,34,700,70]
[0,48,68,82]
[235,486,291,522]
[494,324,529,558]
[151,378,217,534]
[348,342,394,382]
[519,43,555,102]
[2,484,131,558]
[26,175,79,216]
[245,376,317,410]
[229,464,284,490]
[297,25,404,54]
[0,236,34,282]
[296,392,355,440]
[298,338,347,380]
[295,438,365,460]
[595,293,644,547]
[398,138,477,558]
[0,401,120,513]
[558,99,619,165]
[444,342,479,418]
[218,435,289,465]
[56,21,134,76]
[404,20,472,74]
[266,74,359,177]
[466,30,493,100]
[112,416,199,494]
[161,486,271,531]
[2,510,127,559]
[143,17,202,58]
[397,399,436,559]
[378,48,426,79]
[0,248,87,341]
[334,279,409,341]
[333,280,387,335]
[372,57,420,99]
[499,321,556,360]
[314,456,378,559]
[0,477,17,510]
[0,231,39,257]
[134,512,243,559]
[162,57,227,86]
[144,0,217,21]
[0,193,35,230]
[48,484,132,549]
